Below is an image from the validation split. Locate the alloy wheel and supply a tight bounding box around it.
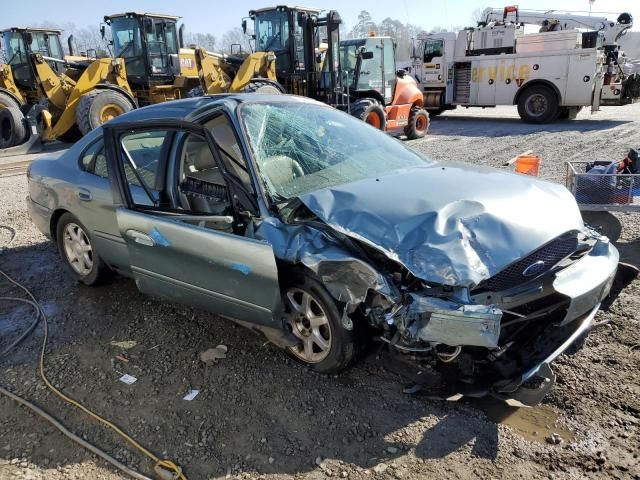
[62,223,93,276]
[285,287,333,363]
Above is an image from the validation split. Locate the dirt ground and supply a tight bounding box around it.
[1,104,639,480]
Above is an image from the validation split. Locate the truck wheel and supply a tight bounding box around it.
[517,85,559,123]
[351,99,386,131]
[76,90,134,135]
[404,107,430,139]
[243,80,284,94]
[0,92,22,111]
[283,275,357,374]
[0,107,27,148]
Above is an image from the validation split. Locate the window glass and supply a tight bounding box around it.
[177,132,231,216]
[120,130,170,203]
[240,102,430,201]
[205,115,254,194]
[383,40,395,103]
[47,34,63,59]
[424,39,443,62]
[80,139,108,178]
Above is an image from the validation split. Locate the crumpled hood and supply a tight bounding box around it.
[298,163,584,288]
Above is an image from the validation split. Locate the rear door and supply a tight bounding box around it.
[103,120,281,326]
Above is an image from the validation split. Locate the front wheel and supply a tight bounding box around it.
[283,276,356,373]
[76,90,134,136]
[517,85,559,124]
[404,107,430,139]
[56,213,109,285]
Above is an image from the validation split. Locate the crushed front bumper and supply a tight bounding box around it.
[491,240,618,406]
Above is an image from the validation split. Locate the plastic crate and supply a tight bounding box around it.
[565,161,640,212]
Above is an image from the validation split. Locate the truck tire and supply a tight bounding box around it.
[0,92,22,111]
[0,107,27,148]
[351,99,386,131]
[76,90,134,135]
[404,107,430,139]
[242,79,284,94]
[517,85,559,124]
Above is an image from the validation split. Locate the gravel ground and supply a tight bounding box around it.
[1,104,639,480]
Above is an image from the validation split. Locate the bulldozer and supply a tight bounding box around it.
[246,6,429,138]
[0,14,280,154]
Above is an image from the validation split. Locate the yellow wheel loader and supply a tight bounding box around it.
[0,16,281,155]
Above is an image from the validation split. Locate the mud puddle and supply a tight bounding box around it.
[472,398,574,444]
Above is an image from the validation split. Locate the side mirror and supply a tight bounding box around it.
[242,19,247,34]
[397,69,406,78]
[361,51,374,60]
[100,24,106,40]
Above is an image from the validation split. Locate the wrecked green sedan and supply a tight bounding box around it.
[27,95,618,406]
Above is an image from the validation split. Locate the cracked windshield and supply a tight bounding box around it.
[239,102,432,200]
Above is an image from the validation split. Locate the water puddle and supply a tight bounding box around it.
[472,398,574,444]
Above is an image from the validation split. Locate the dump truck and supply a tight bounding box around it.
[409,6,640,123]
[246,6,429,138]
[0,14,279,154]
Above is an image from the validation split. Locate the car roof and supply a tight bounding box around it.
[107,94,324,125]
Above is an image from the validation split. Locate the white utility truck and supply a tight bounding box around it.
[409,6,640,123]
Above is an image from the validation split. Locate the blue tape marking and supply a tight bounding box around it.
[149,227,171,247]
[230,262,251,275]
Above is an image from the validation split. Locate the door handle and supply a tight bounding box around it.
[125,229,156,247]
[77,188,93,201]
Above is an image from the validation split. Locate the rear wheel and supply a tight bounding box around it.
[283,275,357,374]
[350,99,386,131]
[404,107,430,139]
[76,90,134,135]
[517,85,559,124]
[0,107,27,149]
[242,79,284,94]
[0,92,22,111]
[56,213,109,285]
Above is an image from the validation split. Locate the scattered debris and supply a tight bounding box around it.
[183,389,200,401]
[386,446,398,454]
[118,374,137,385]
[199,345,228,363]
[373,463,388,473]
[115,354,129,363]
[110,340,137,350]
[546,433,564,445]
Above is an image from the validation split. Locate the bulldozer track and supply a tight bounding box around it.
[0,160,30,178]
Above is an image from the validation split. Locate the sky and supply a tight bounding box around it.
[2,0,639,35]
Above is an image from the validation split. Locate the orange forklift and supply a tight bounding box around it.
[246,6,429,138]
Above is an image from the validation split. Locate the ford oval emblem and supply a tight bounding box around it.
[522,260,546,277]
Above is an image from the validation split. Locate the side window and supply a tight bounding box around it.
[383,40,396,103]
[205,115,254,194]
[177,132,231,216]
[80,139,109,178]
[120,130,171,205]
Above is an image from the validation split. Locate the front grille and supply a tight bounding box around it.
[478,233,581,292]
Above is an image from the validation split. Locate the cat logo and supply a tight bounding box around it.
[180,58,195,69]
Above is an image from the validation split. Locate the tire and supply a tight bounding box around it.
[0,91,22,111]
[517,85,559,124]
[404,107,430,139]
[242,79,284,94]
[0,107,27,149]
[283,275,357,374]
[57,126,83,144]
[350,98,386,131]
[55,213,109,286]
[76,90,134,136]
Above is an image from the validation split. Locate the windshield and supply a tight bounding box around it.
[239,102,431,201]
[111,17,145,76]
[254,10,289,52]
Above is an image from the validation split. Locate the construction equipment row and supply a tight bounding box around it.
[1,5,639,155]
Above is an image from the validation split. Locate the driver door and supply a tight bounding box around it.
[103,120,281,327]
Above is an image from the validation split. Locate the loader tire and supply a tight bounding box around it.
[350,99,386,131]
[0,92,22,111]
[517,85,559,124]
[242,80,284,94]
[404,107,429,139]
[76,90,133,135]
[0,107,27,149]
